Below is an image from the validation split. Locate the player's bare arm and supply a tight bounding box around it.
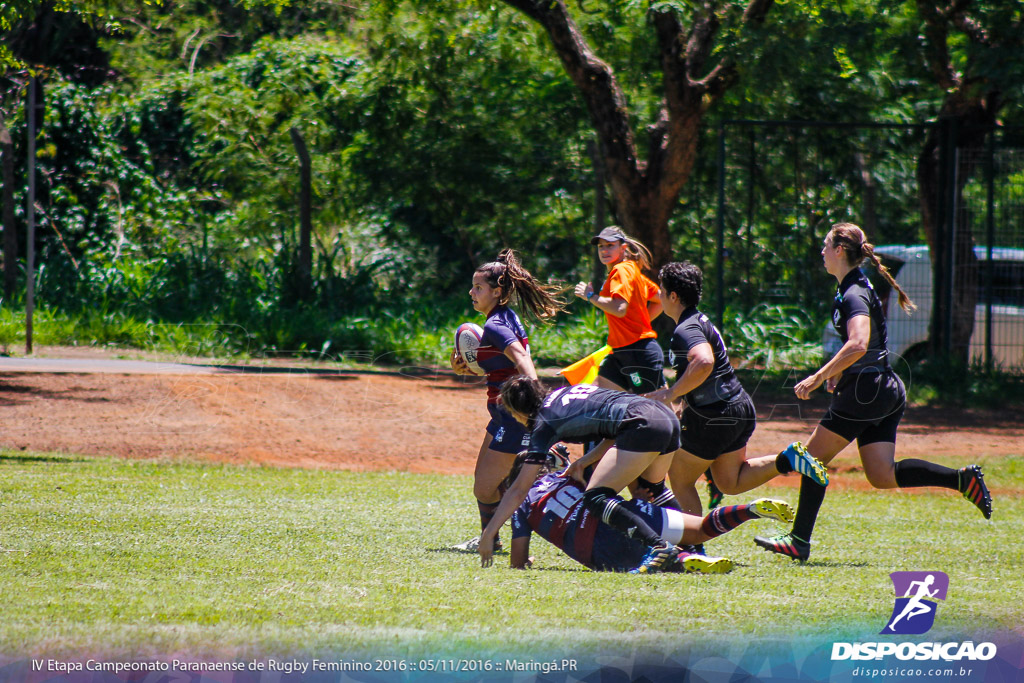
[479,463,542,567]
[796,315,869,399]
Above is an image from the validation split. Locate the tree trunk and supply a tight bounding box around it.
[917,105,993,363]
[289,126,313,297]
[501,0,771,268]
[911,0,1008,365]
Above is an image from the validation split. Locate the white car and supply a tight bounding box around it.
[822,244,1024,370]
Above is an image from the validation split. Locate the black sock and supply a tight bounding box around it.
[791,478,827,543]
[582,487,663,546]
[894,459,959,490]
[776,452,794,475]
[637,476,682,511]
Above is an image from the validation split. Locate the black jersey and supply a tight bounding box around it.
[522,385,645,464]
[669,308,743,407]
[832,269,889,375]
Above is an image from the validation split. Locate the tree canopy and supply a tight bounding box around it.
[1,0,1021,361]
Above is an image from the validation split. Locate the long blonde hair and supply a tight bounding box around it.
[829,223,917,314]
[608,228,653,272]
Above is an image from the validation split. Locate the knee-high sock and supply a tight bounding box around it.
[791,478,827,543]
[699,504,760,539]
[775,452,793,474]
[583,487,663,546]
[894,459,959,490]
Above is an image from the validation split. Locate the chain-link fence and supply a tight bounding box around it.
[706,120,1024,373]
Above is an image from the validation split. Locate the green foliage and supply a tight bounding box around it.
[903,354,1024,409]
[175,35,364,243]
[723,304,823,370]
[351,1,593,290]
[2,0,1023,392]
[526,304,606,367]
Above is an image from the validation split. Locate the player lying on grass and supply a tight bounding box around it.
[646,261,829,517]
[480,448,794,574]
[481,375,765,573]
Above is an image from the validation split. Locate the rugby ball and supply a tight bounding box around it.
[454,322,485,375]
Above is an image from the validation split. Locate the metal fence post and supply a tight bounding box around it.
[26,76,37,355]
[716,122,726,330]
[984,127,995,372]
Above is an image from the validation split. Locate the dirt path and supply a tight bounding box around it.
[2,362,1021,492]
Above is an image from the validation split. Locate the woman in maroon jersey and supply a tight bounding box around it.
[449,249,565,552]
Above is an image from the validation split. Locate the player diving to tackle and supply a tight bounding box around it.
[481,448,795,573]
[478,376,794,574]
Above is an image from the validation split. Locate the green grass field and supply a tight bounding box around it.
[1,451,1021,661]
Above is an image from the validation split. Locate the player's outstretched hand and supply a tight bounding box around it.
[564,458,586,484]
[632,482,654,502]
[573,281,593,300]
[644,387,673,405]
[478,533,496,568]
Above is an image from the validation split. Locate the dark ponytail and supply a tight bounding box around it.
[475,249,567,322]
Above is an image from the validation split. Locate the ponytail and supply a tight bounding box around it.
[620,236,653,272]
[475,249,567,322]
[830,223,916,315]
[862,242,917,315]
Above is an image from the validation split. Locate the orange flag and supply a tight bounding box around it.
[558,346,612,385]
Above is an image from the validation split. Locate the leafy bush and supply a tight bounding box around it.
[723,303,823,370]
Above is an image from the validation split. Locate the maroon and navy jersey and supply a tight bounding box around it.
[478,306,529,404]
[510,473,659,571]
[510,474,600,567]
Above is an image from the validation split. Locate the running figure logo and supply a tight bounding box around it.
[882,571,949,635]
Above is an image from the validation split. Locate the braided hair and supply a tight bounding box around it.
[474,249,567,322]
[829,223,917,315]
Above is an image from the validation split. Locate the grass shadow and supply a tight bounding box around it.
[0,452,87,464]
[425,547,509,556]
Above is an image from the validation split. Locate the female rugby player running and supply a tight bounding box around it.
[449,250,565,552]
[755,223,992,562]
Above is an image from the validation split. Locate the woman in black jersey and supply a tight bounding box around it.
[648,262,828,516]
[483,376,689,574]
[755,223,993,562]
